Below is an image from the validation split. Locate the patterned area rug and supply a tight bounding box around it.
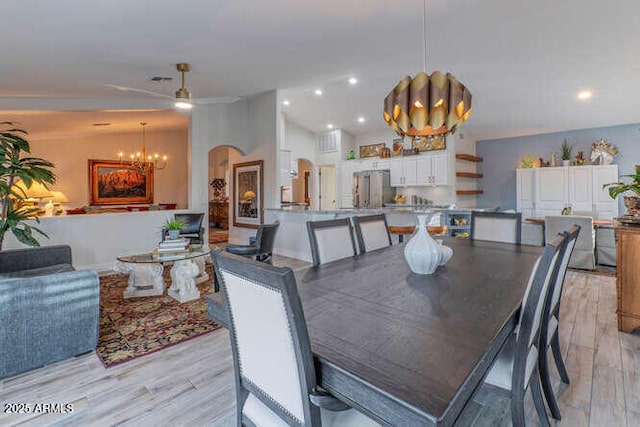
[97,264,220,367]
[210,229,229,244]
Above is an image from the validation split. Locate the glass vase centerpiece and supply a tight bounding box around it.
[404,212,453,275]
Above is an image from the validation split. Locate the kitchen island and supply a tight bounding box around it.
[265,206,498,263]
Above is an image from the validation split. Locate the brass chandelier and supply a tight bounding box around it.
[383,0,472,138]
[117,122,167,170]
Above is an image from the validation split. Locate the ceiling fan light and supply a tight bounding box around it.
[175,87,191,100]
[175,101,193,109]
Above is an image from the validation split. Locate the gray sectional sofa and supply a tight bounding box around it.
[0,245,100,379]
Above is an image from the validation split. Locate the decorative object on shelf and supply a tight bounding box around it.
[404,213,442,275]
[163,218,186,240]
[550,151,557,167]
[590,139,619,165]
[209,178,226,200]
[560,138,574,166]
[359,143,385,158]
[520,155,535,168]
[575,151,587,166]
[411,134,446,152]
[392,139,404,156]
[539,157,550,167]
[347,149,356,160]
[233,160,263,228]
[117,123,167,170]
[394,194,407,204]
[89,159,153,205]
[604,165,640,216]
[403,148,420,156]
[383,0,471,140]
[0,122,56,249]
[380,147,391,158]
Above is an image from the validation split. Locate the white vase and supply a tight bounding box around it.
[404,214,442,275]
[563,160,571,167]
[438,241,453,266]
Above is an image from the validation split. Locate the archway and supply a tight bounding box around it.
[208,145,244,244]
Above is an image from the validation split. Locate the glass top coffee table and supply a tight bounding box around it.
[115,246,212,303]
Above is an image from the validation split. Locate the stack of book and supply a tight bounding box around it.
[154,238,190,261]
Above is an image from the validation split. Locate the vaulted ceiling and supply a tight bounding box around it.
[2,0,640,140]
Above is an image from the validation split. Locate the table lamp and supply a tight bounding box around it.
[12,180,53,213]
[243,190,256,203]
[48,191,69,215]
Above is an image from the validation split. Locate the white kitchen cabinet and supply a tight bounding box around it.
[431,153,450,186]
[516,165,619,219]
[535,167,568,217]
[403,157,418,185]
[352,158,390,172]
[390,153,449,187]
[516,169,536,219]
[389,158,404,186]
[568,166,593,213]
[592,165,619,219]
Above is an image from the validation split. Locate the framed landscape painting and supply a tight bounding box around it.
[233,160,263,228]
[89,160,153,205]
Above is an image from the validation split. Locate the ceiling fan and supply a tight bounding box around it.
[105,63,194,109]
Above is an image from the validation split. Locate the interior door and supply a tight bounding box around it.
[319,166,337,210]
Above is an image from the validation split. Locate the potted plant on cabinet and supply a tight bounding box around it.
[560,139,574,166]
[603,165,640,215]
[163,218,186,240]
[0,122,56,250]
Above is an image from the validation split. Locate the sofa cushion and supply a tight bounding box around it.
[0,263,75,278]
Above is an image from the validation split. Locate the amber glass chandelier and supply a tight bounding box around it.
[383,0,472,138]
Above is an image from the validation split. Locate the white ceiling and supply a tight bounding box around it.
[2,0,640,140]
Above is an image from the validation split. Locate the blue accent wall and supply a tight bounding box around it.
[476,123,640,212]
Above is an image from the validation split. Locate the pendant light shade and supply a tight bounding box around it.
[384,1,472,138]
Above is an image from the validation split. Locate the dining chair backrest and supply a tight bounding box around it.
[212,249,320,427]
[352,214,392,253]
[544,215,594,270]
[547,225,580,317]
[513,234,565,391]
[471,211,522,244]
[254,221,280,262]
[307,218,357,266]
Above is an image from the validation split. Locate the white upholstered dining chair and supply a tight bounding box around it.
[483,233,566,427]
[211,249,379,427]
[471,211,522,244]
[352,214,392,254]
[538,225,580,421]
[544,215,594,270]
[306,218,357,266]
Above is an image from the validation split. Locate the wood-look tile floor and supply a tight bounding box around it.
[1,269,638,426]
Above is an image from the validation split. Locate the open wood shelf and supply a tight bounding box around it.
[456,190,484,195]
[456,154,483,162]
[456,172,483,178]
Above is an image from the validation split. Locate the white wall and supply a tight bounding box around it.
[283,118,316,164]
[454,131,478,208]
[30,129,189,208]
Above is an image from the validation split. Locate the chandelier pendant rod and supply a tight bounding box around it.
[422,0,427,73]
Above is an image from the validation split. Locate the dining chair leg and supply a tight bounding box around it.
[551,331,570,384]
[540,347,562,420]
[530,374,551,427]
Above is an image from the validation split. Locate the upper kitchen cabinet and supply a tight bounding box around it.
[389,153,450,187]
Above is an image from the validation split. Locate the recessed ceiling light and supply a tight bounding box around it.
[282,100,290,106]
[357,117,366,123]
[327,124,334,129]
[577,90,592,100]
[314,89,323,96]
[348,77,358,85]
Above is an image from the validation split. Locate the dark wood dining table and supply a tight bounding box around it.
[206,238,543,426]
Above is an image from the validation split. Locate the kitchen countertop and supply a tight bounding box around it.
[266,205,499,214]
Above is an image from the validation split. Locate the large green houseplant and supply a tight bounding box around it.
[603,165,640,214]
[0,122,56,249]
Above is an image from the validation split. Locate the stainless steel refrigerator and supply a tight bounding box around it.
[353,170,394,208]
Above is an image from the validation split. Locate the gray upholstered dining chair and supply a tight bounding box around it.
[225,221,280,264]
[483,233,566,427]
[471,211,522,244]
[352,214,392,254]
[539,225,580,421]
[306,218,357,266]
[544,215,595,270]
[211,249,379,427]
